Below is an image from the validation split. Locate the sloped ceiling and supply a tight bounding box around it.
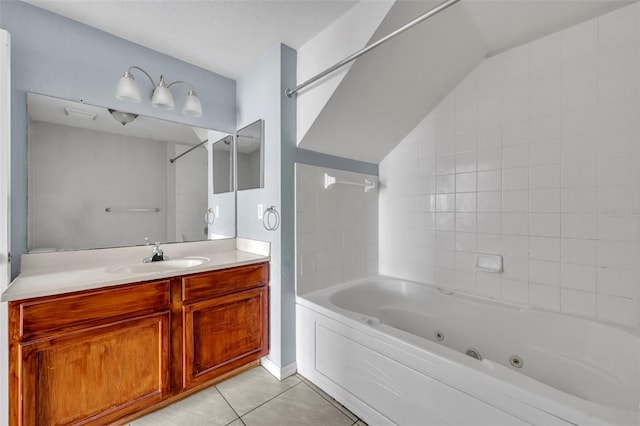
[297,0,635,164]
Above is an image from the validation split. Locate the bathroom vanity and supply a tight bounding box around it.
[2,239,269,425]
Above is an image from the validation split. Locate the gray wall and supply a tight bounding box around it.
[0,0,236,278]
[236,44,297,370]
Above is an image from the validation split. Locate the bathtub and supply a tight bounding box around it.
[296,276,640,425]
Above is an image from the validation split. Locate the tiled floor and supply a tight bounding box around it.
[129,366,367,426]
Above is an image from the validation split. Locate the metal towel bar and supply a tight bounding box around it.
[105,207,160,213]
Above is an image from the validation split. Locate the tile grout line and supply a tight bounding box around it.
[215,386,246,426]
[297,375,361,424]
[229,377,305,420]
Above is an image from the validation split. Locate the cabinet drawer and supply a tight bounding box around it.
[16,280,170,337]
[182,262,268,303]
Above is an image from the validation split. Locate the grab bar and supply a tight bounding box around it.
[105,207,160,213]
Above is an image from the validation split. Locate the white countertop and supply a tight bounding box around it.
[1,238,270,302]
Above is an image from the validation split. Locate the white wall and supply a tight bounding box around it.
[29,121,168,250]
[379,3,640,329]
[296,164,378,295]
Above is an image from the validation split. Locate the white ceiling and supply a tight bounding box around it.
[21,0,359,79]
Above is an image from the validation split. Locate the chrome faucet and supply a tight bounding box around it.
[143,242,168,263]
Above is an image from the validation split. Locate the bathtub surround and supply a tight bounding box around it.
[296,164,378,296]
[379,2,640,329]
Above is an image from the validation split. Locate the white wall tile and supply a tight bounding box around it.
[378,3,640,328]
[530,164,561,188]
[436,174,455,194]
[502,213,528,235]
[502,190,529,213]
[502,145,530,168]
[562,187,596,213]
[456,172,477,193]
[562,161,597,187]
[561,213,596,239]
[477,274,501,298]
[502,235,529,258]
[530,260,561,286]
[456,151,477,173]
[597,267,638,299]
[436,154,456,175]
[501,279,529,304]
[561,264,597,292]
[597,294,637,327]
[502,167,529,190]
[502,256,529,281]
[598,240,639,269]
[477,148,502,171]
[477,191,501,212]
[530,189,561,213]
[561,289,597,317]
[529,283,560,310]
[529,236,560,261]
[561,238,597,265]
[455,193,477,212]
[478,170,502,191]
[477,233,501,254]
[530,213,560,237]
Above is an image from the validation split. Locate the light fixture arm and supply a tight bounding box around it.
[127,66,157,88]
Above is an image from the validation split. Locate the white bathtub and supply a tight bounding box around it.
[296,276,640,425]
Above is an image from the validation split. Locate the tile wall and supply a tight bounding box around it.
[379,3,640,328]
[296,164,378,295]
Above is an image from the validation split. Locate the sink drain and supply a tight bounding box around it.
[509,355,523,368]
[435,331,445,341]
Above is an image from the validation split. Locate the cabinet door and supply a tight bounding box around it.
[184,287,268,387]
[18,312,169,426]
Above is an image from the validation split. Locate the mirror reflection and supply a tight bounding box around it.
[237,119,264,190]
[212,135,234,194]
[27,93,235,252]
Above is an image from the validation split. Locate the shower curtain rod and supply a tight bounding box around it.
[169,138,209,164]
[284,0,461,98]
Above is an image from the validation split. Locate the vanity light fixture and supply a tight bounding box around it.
[115,66,202,117]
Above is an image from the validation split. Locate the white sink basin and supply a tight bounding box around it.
[107,257,209,274]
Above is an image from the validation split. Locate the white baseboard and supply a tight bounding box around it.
[261,357,297,381]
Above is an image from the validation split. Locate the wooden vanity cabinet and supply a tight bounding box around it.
[8,261,269,426]
[8,279,171,426]
[182,262,269,387]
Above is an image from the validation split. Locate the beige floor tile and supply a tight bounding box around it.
[297,374,358,422]
[216,366,300,416]
[226,419,245,426]
[131,386,238,426]
[241,382,354,426]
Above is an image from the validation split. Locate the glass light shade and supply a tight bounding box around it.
[182,90,202,117]
[151,85,175,110]
[115,72,141,103]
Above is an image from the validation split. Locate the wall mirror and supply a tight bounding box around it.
[236,119,264,190]
[212,135,234,194]
[26,92,236,252]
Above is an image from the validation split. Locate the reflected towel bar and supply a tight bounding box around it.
[105,207,160,213]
